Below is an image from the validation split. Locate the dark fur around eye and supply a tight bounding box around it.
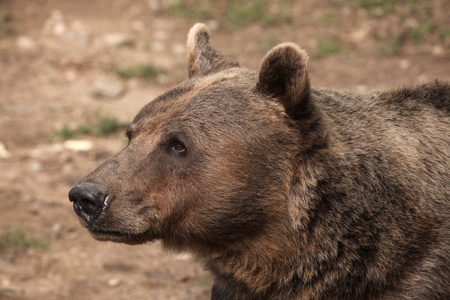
[169,140,187,155]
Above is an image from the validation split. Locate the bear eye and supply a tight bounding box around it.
[169,140,187,155]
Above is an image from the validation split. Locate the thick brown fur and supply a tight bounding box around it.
[69,23,450,299]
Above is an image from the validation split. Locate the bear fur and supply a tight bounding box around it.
[69,23,450,299]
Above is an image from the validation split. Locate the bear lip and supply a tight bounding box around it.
[87,227,158,245]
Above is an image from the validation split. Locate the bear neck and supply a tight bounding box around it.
[195,214,303,298]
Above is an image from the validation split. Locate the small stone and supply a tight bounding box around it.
[64,140,93,152]
[0,142,10,158]
[107,278,121,287]
[65,70,77,82]
[172,43,186,55]
[29,160,42,172]
[17,36,38,51]
[344,27,369,43]
[52,224,61,232]
[432,45,444,57]
[53,22,67,36]
[103,33,132,47]
[42,10,67,36]
[92,79,126,99]
[399,59,410,70]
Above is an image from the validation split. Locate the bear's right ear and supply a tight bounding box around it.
[257,43,311,120]
[187,23,239,79]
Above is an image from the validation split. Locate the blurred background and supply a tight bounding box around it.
[0,0,449,299]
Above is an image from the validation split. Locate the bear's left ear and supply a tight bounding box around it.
[187,23,239,78]
[258,43,311,120]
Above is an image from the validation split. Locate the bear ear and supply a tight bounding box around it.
[187,23,239,78]
[257,43,311,120]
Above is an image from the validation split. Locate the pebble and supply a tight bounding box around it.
[432,45,444,57]
[1,278,11,286]
[107,278,121,287]
[29,160,42,172]
[399,59,410,70]
[42,10,67,36]
[63,140,93,152]
[103,33,132,47]
[344,27,369,43]
[0,142,10,158]
[29,144,64,158]
[172,43,186,55]
[16,36,38,51]
[65,70,77,82]
[42,10,90,41]
[92,79,126,99]
[52,224,61,232]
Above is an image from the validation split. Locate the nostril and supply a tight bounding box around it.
[69,187,101,207]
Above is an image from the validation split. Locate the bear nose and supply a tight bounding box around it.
[68,181,108,224]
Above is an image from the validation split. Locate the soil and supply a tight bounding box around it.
[0,1,449,299]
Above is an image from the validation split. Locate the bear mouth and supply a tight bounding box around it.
[88,227,158,245]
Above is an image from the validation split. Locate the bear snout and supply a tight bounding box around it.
[68,181,109,224]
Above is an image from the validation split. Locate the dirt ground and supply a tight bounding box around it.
[0,0,448,299]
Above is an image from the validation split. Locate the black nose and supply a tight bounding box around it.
[68,181,108,224]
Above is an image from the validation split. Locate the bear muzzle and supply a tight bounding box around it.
[68,181,109,225]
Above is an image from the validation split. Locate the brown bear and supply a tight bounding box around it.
[69,23,450,299]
